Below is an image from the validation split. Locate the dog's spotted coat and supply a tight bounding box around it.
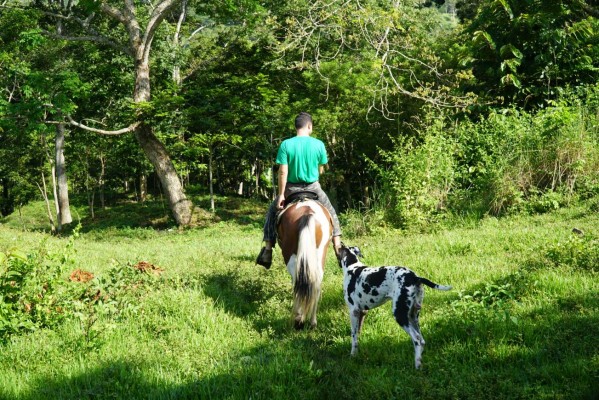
[337,245,452,369]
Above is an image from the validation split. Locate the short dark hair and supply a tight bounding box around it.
[295,112,313,130]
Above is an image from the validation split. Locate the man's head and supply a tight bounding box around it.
[295,112,313,132]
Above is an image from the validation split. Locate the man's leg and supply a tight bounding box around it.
[305,183,342,254]
[256,199,278,269]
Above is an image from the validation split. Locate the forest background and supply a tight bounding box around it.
[1,1,599,399]
[1,0,598,230]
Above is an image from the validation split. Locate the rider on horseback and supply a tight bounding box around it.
[256,112,342,269]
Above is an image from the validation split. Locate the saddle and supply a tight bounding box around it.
[283,190,319,207]
[276,190,320,226]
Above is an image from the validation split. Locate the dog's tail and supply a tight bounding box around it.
[418,277,452,291]
[294,213,323,323]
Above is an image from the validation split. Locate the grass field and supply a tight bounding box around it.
[0,196,597,399]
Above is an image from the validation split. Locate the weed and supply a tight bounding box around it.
[71,260,159,346]
[0,197,597,400]
[451,269,531,322]
[0,227,81,339]
[542,234,599,272]
[0,224,161,345]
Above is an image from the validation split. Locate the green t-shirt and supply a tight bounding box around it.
[276,136,328,183]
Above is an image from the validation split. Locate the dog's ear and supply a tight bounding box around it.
[349,246,363,258]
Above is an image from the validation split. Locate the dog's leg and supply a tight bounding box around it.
[408,312,425,369]
[350,308,362,356]
[397,321,425,369]
[358,310,368,334]
[409,288,426,368]
[394,298,425,369]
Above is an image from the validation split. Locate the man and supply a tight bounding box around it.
[256,112,342,269]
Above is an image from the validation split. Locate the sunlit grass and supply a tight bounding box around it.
[0,196,597,399]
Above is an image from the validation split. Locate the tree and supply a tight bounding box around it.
[0,8,77,228]
[30,0,194,225]
[277,0,477,118]
[459,0,599,108]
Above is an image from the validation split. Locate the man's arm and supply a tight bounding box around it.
[319,165,325,175]
[277,164,288,209]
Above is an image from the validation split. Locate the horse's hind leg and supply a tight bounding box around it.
[292,286,305,330]
[309,287,321,329]
[287,256,305,329]
[294,305,305,330]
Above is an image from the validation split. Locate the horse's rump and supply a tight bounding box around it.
[277,200,333,328]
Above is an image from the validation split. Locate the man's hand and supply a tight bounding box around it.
[277,195,286,210]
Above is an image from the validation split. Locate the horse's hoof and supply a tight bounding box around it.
[294,320,305,330]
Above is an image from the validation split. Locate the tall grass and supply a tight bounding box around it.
[0,196,597,399]
[378,92,599,229]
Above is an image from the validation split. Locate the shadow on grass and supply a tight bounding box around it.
[7,289,598,400]
[76,201,175,232]
[200,268,294,336]
[1,195,268,237]
[8,340,345,400]
[424,290,599,399]
[72,195,267,233]
[199,261,347,339]
[201,271,272,317]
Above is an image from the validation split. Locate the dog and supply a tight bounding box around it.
[337,244,452,369]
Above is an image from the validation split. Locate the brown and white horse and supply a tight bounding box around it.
[277,199,333,329]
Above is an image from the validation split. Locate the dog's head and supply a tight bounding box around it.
[337,243,363,268]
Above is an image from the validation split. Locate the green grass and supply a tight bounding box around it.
[0,196,597,399]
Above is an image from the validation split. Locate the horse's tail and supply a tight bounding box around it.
[293,213,322,323]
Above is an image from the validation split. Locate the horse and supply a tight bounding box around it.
[277,195,333,329]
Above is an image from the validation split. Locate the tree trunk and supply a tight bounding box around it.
[38,171,56,234]
[84,149,95,219]
[98,154,106,209]
[133,54,192,225]
[140,174,147,203]
[55,123,72,226]
[50,163,60,232]
[135,123,192,224]
[1,180,11,216]
[172,0,188,85]
[253,159,260,197]
[209,149,215,212]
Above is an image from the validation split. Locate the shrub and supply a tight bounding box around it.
[375,87,599,227]
[378,118,456,230]
[543,234,599,272]
[0,228,160,342]
[451,96,599,216]
[0,243,77,339]
[338,208,388,238]
[522,189,568,214]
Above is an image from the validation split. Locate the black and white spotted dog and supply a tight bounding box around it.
[337,244,452,369]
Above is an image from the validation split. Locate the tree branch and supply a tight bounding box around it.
[27,7,133,56]
[280,0,477,111]
[98,2,128,25]
[42,30,132,56]
[63,115,139,135]
[580,2,599,18]
[142,0,180,64]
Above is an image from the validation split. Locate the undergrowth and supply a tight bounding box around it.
[0,225,162,343]
[0,197,597,400]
